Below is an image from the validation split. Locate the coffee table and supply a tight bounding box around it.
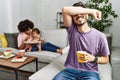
[0,52,38,80]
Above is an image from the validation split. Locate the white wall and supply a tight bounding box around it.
[38,0,86,29]
[0,0,13,33]
[0,0,120,47]
[0,0,7,33]
[12,0,38,32]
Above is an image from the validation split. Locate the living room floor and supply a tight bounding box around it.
[0,67,33,80]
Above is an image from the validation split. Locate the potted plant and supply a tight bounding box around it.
[85,0,118,32]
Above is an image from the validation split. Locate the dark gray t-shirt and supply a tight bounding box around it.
[64,23,110,72]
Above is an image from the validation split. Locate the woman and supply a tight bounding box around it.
[17,19,62,54]
[17,19,33,50]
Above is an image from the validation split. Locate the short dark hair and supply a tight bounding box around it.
[73,1,86,8]
[18,19,34,32]
[32,28,40,34]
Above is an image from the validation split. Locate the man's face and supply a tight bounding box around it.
[73,14,88,26]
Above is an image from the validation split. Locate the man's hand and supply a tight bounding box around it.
[84,53,95,62]
[85,52,109,64]
[91,9,101,21]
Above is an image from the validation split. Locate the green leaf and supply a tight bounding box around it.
[85,0,118,31]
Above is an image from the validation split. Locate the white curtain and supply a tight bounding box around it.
[5,0,13,32]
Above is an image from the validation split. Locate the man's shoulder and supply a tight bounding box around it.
[92,28,106,38]
[67,23,77,32]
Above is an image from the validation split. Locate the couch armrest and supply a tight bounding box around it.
[111,47,120,63]
[111,47,120,80]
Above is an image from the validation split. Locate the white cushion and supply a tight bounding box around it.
[41,29,68,48]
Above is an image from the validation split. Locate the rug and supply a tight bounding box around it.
[0,67,33,80]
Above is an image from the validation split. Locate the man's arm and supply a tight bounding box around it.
[97,56,109,64]
[62,6,101,27]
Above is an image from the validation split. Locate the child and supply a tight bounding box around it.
[27,28,41,52]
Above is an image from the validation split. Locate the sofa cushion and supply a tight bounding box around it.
[4,33,18,48]
[0,34,8,48]
[40,29,68,48]
[25,51,61,63]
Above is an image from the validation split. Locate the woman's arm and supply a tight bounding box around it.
[17,34,30,49]
[18,41,25,49]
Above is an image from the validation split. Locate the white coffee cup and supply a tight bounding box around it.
[18,50,25,57]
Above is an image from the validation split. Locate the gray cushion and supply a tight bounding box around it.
[104,32,112,52]
[4,33,18,48]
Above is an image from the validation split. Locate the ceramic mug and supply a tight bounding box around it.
[76,51,88,63]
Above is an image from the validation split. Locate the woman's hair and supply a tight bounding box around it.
[73,1,86,8]
[32,28,40,34]
[18,19,34,32]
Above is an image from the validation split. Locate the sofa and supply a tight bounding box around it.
[0,29,120,80]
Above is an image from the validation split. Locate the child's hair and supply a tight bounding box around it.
[32,28,40,34]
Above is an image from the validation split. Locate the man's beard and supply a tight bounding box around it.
[76,21,86,26]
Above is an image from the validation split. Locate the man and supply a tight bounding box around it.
[53,1,110,80]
